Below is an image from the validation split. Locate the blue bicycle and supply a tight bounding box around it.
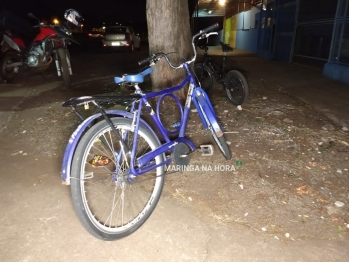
[61,24,231,241]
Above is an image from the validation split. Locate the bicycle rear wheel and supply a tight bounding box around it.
[197,98,231,160]
[70,117,165,241]
[225,70,249,105]
[194,63,214,91]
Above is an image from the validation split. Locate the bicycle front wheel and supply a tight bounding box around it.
[197,100,231,160]
[194,63,214,91]
[70,117,165,241]
[225,70,249,105]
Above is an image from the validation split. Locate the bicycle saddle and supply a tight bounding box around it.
[114,67,153,84]
[220,42,233,53]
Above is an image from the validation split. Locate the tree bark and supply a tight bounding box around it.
[146,0,192,98]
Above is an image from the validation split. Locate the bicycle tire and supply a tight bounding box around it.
[197,99,231,160]
[225,70,249,106]
[70,117,165,241]
[194,63,214,91]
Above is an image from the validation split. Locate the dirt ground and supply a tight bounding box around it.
[1,49,349,261]
[164,80,349,241]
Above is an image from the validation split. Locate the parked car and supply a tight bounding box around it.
[102,26,140,52]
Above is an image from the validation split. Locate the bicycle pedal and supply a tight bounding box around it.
[200,144,214,156]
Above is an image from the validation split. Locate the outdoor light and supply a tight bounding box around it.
[219,0,226,6]
[53,19,59,25]
[208,10,213,14]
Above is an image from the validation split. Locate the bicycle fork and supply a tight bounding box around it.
[192,89,223,137]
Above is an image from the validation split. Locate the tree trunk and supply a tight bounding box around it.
[146,0,192,99]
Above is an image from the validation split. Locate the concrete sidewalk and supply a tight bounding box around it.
[198,46,349,130]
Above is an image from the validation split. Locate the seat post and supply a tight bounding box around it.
[222,52,227,71]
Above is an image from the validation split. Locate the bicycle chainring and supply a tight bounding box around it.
[172,142,190,167]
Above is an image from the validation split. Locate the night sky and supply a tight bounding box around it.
[2,0,148,31]
[2,0,197,33]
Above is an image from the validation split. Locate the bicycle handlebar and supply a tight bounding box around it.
[138,23,219,68]
[198,32,218,40]
[193,23,219,39]
[138,55,156,66]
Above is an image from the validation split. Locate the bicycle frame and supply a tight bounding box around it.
[205,54,228,82]
[199,41,231,85]
[61,63,222,185]
[129,64,222,176]
[62,23,225,185]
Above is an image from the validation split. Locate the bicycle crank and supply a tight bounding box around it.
[172,142,191,167]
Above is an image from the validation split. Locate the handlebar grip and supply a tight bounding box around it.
[201,23,219,34]
[138,56,153,66]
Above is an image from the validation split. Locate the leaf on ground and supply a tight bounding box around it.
[296,185,313,195]
[317,197,330,203]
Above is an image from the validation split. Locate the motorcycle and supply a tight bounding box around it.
[0,9,83,89]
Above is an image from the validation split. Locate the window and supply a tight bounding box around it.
[298,0,338,22]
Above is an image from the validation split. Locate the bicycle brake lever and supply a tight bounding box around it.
[150,57,160,66]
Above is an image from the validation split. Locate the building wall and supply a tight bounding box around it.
[224,16,237,48]
[222,0,349,85]
[225,6,261,52]
[224,17,231,44]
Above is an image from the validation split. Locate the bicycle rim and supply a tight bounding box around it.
[71,118,164,240]
[194,64,213,91]
[225,70,249,106]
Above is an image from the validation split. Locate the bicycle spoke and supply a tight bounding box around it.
[71,118,164,239]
